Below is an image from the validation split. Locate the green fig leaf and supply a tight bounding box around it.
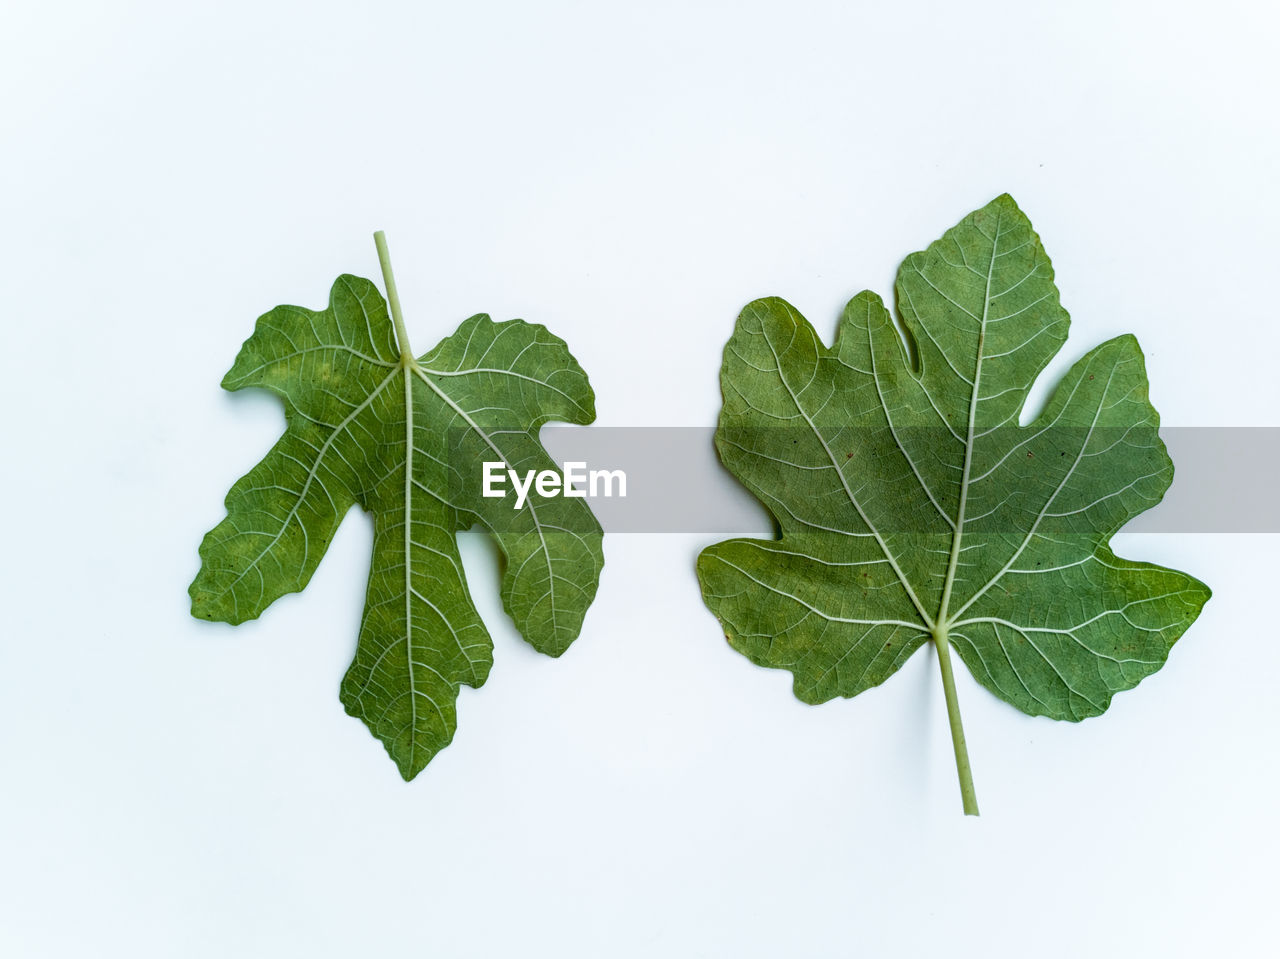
[697,195,1209,813]
[192,244,603,780]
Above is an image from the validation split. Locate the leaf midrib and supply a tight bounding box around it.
[382,349,568,759]
[935,210,1002,631]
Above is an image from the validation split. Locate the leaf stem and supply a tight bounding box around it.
[933,626,979,816]
[373,230,414,362]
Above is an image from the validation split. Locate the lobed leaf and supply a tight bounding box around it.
[192,273,603,779]
[698,195,1210,806]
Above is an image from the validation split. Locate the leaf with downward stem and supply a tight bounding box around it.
[697,195,1210,814]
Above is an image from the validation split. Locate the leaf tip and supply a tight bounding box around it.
[187,585,241,626]
[1184,574,1213,610]
[986,191,1023,216]
[396,761,420,783]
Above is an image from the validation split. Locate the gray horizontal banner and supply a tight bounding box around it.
[514,427,1280,534]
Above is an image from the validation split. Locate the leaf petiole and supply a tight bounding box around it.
[373,230,415,364]
[933,624,979,816]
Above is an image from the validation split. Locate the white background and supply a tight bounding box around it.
[2,1,1277,956]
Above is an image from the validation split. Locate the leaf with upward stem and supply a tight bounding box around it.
[191,233,604,779]
[697,195,1210,814]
